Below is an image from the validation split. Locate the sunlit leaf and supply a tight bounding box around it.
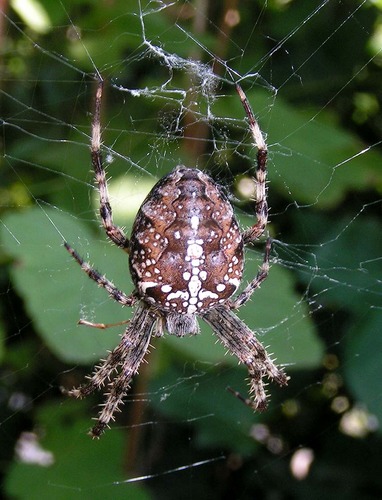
[1,207,134,364]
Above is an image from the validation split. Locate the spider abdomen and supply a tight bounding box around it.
[129,166,244,315]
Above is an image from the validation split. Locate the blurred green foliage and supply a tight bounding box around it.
[1,0,382,499]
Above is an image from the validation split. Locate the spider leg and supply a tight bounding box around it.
[91,79,130,252]
[62,337,124,399]
[202,305,288,411]
[64,241,137,307]
[62,305,158,437]
[236,84,268,246]
[229,237,271,310]
[90,305,157,438]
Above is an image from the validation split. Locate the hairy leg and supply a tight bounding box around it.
[63,303,156,401]
[202,305,288,410]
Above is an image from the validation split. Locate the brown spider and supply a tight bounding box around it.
[63,79,288,438]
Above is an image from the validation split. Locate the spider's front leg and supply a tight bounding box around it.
[236,84,268,246]
[91,79,130,252]
[230,84,271,310]
[202,305,288,410]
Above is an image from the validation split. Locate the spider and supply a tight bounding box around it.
[63,79,288,438]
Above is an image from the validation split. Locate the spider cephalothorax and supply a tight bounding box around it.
[63,80,288,438]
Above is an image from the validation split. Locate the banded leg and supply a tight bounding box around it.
[90,305,157,438]
[63,304,157,438]
[91,79,130,252]
[236,84,268,245]
[202,305,288,411]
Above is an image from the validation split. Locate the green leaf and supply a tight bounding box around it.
[1,207,134,364]
[295,215,382,314]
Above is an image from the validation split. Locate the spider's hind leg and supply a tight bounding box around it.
[62,303,158,438]
[90,304,157,438]
[202,305,288,411]
[62,345,124,400]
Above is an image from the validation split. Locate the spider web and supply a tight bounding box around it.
[1,0,382,497]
